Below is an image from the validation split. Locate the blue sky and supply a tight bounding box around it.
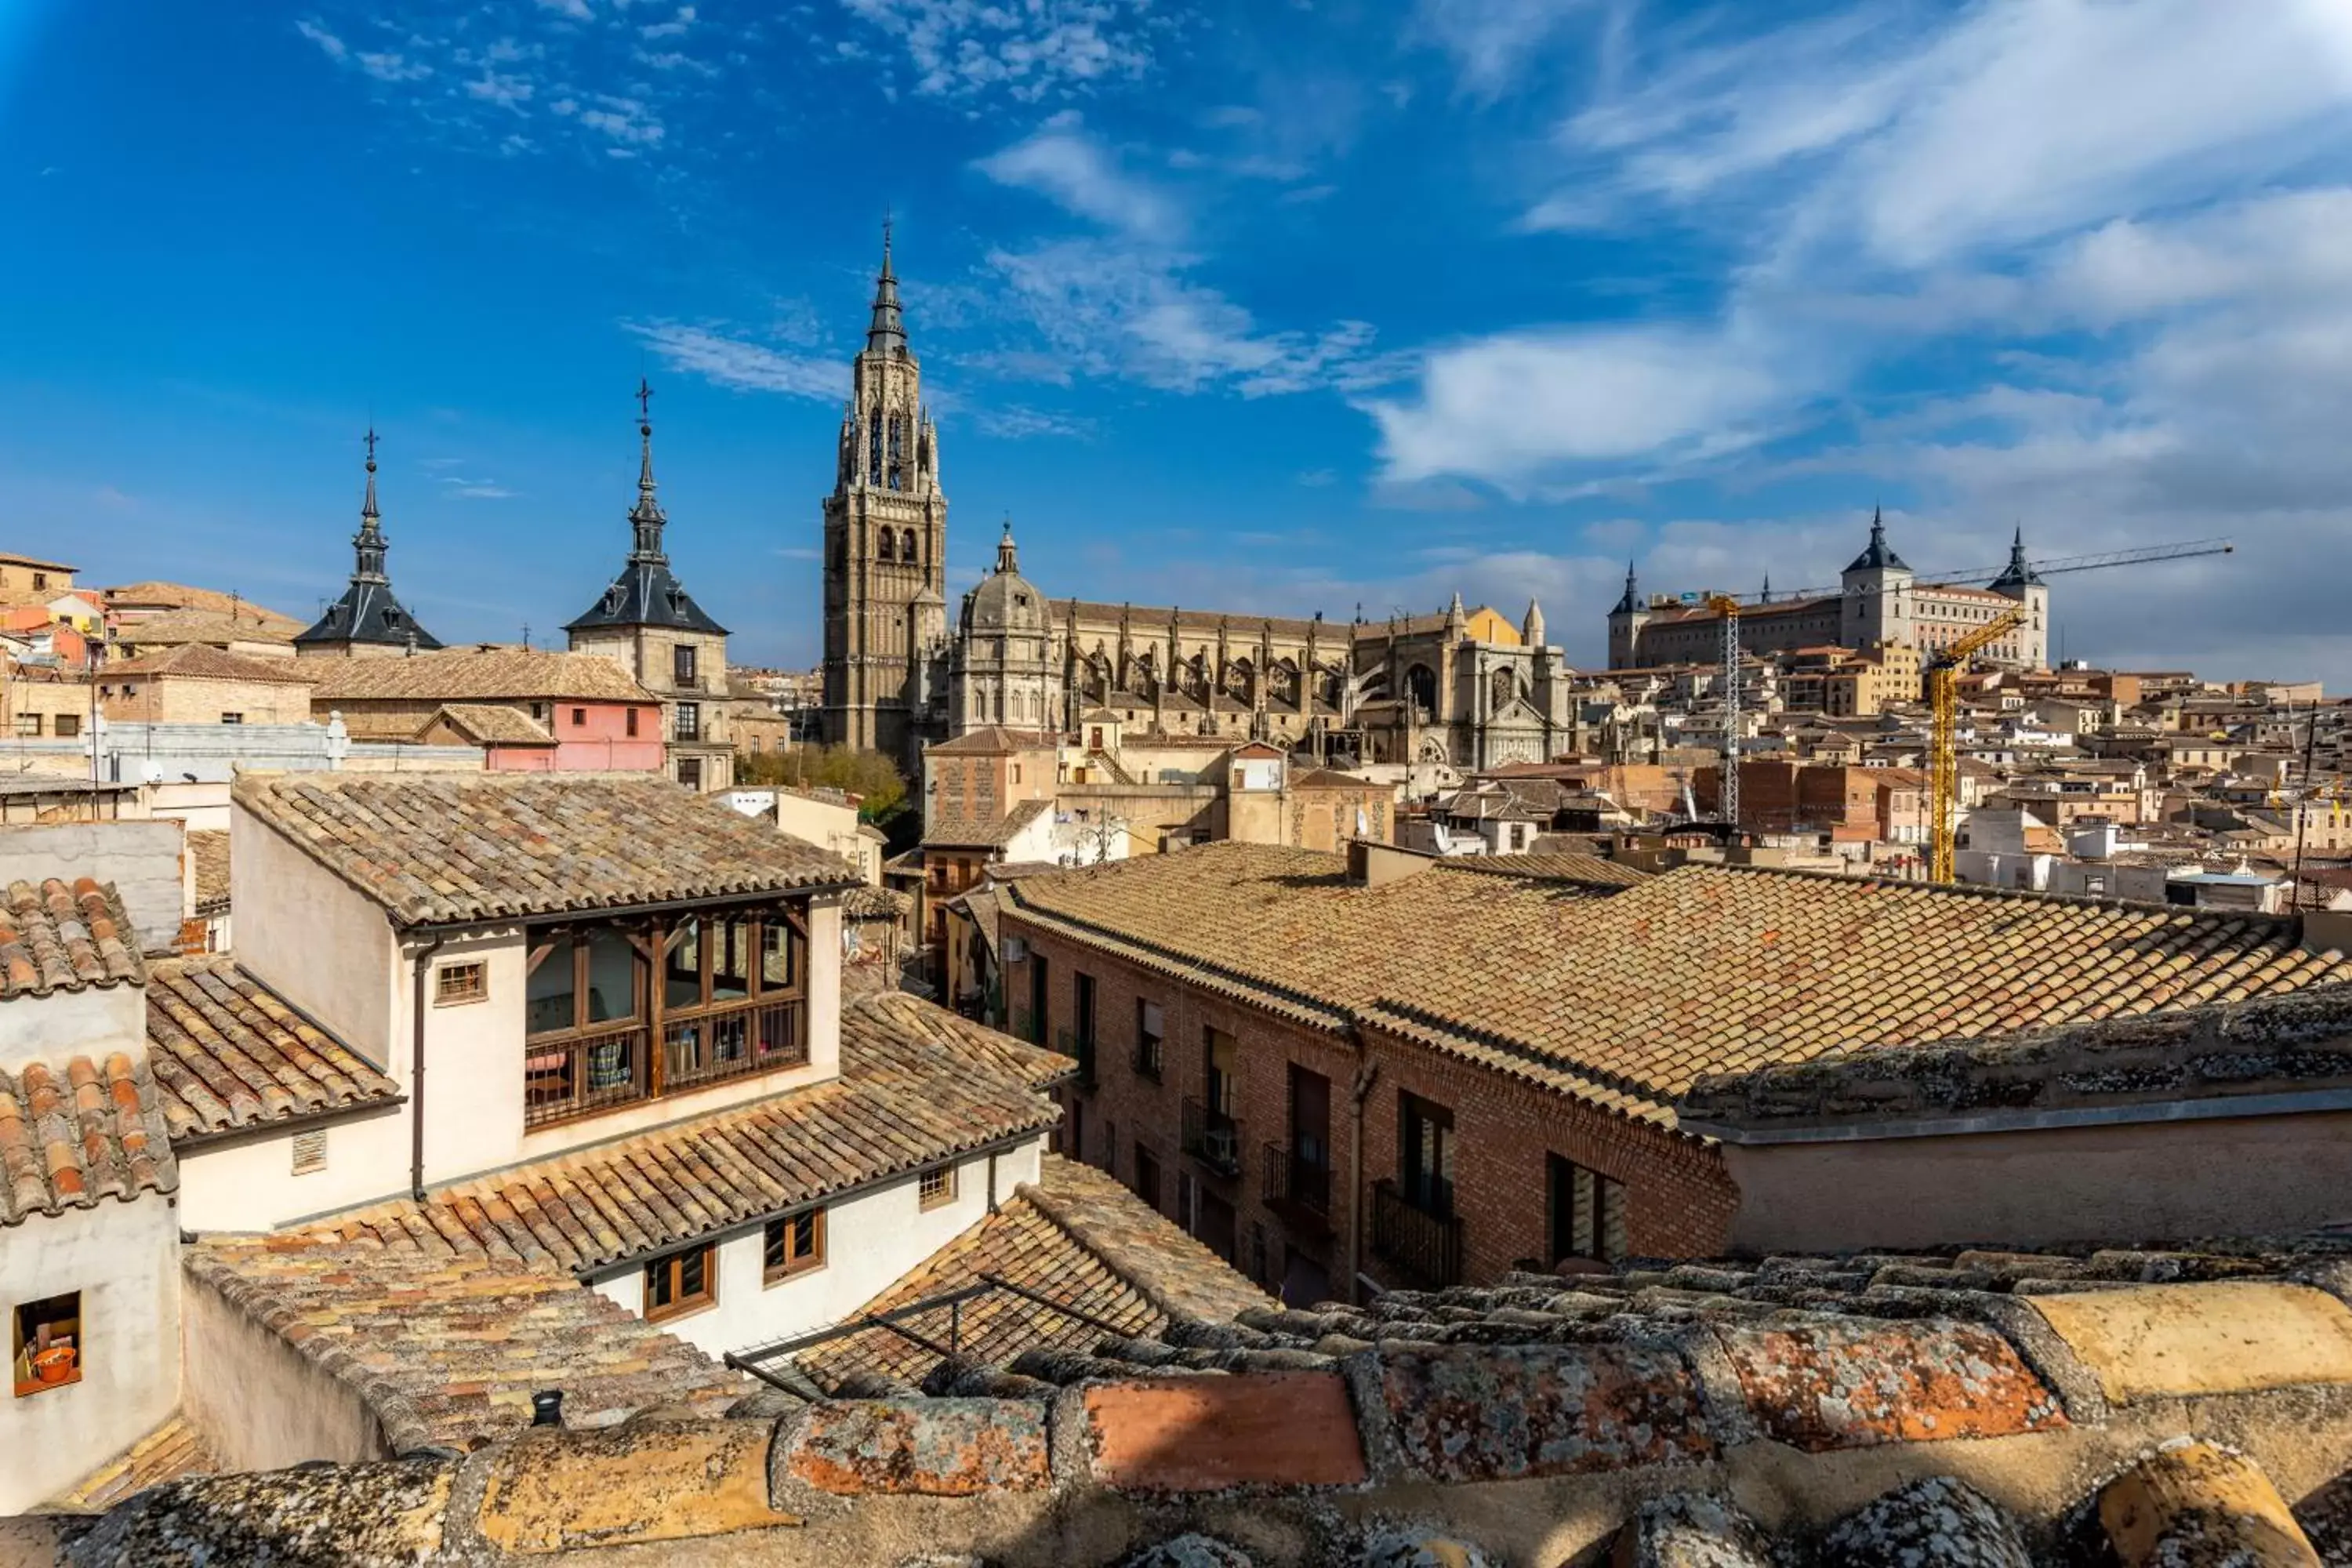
[6,0,2352,681]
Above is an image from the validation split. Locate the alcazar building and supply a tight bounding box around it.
[818,236,1579,774]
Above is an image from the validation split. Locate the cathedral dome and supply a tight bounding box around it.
[963,524,1050,633]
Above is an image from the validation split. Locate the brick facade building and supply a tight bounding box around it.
[996,843,2350,1303]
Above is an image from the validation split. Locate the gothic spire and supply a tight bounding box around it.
[1991,522,2045,591]
[866,217,907,355]
[629,377,667,564]
[351,426,388,585]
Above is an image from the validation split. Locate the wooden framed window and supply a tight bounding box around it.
[678,757,702,790]
[13,715,37,738]
[1134,1000,1163,1080]
[1400,1093,1456,1220]
[673,644,699,687]
[643,1243,716,1322]
[918,1164,956,1211]
[626,708,641,738]
[1133,1144,1160,1211]
[435,960,488,1007]
[12,1292,81,1398]
[53,714,78,739]
[762,1210,826,1283]
[1547,1154,1628,1264]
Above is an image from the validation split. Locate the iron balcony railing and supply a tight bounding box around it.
[1262,1142,1331,1218]
[1180,1097,1242,1178]
[1371,1178,1464,1289]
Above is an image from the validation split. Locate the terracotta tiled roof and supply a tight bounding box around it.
[0,1054,176,1225]
[925,727,1060,755]
[923,798,1053,849]
[0,877,143,999]
[186,830,229,915]
[843,884,910,921]
[1002,844,2352,1127]
[114,609,296,648]
[306,646,655,706]
[1446,852,1652,887]
[417,702,557,746]
[184,1238,745,1454]
[232,772,859,926]
[100,644,318,685]
[102,582,303,630]
[144,956,402,1141]
[54,1415,217,1512]
[798,1155,1271,1391]
[303,993,1062,1272]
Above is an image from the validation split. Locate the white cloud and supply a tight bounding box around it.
[464,71,534,108]
[971,405,1091,440]
[536,0,593,19]
[575,95,665,145]
[357,51,432,83]
[1413,0,1599,97]
[641,5,695,38]
[975,114,1180,241]
[626,322,847,398]
[295,18,347,62]
[839,0,1162,102]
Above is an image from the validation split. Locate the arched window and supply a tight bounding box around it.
[878,529,895,563]
[868,412,884,488]
[1406,663,1437,715]
[901,528,917,564]
[887,415,906,490]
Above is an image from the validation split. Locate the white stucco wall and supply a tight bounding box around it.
[175,1105,414,1233]
[0,819,187,956]
[182,1265,387,1474]
[0,1198,183,1515]
[589,1140,1044,1361]
[0,986,144,1078]
[231,803,399,1069]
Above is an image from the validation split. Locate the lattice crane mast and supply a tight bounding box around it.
[1706,594,1743,827]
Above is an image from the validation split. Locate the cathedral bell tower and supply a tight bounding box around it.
[821,222,948,762]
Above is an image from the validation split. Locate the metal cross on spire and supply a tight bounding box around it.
[636,376,654,426]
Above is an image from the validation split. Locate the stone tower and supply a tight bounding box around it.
[821,225,948,762]
[1988,525,2053,669]
[1605,563,1650,670]
[1838,507,1915,652]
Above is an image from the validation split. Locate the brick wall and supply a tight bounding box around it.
[1004,913,1739,1302]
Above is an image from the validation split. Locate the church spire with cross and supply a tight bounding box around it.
[292,428,442,656]
[866,216,907,356]
[628,376,667,564]
[565,379,727,638]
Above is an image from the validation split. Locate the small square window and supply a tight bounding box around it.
[219,713,243,726]
[762,1209,826,1283]
[918,1164,956,1210]
[572,707,586,728]
[292,1128,328,1175]
[13,715,38,738]
[53,713,78,739]
[434,961,488,1007]
[643,1243,716,1322]
[31,574,46,590]
[12,1292,81,1398]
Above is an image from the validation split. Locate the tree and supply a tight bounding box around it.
[736,744,909,826]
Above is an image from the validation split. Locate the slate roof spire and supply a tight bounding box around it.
[293,429,443,654]
[866,216,907,356]
[564,382,728,637]
[1612,561,1641,615]
[1845,506,1911,573]
[629,377,666,565]
[1991,524,2045,591]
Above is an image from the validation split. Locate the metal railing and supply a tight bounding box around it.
[1371,1179,1464,1289]
[664,998,805,1092]
[523,1022,648,1128]
[1262,1142,1331,1220]
[1181,1097,1242,1178]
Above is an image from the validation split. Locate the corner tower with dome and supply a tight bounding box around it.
[948,523,1062,735]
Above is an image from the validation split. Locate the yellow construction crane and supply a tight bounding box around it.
[1927,604,2027,883]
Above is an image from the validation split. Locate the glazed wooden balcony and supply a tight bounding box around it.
[524,996,806,1129]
